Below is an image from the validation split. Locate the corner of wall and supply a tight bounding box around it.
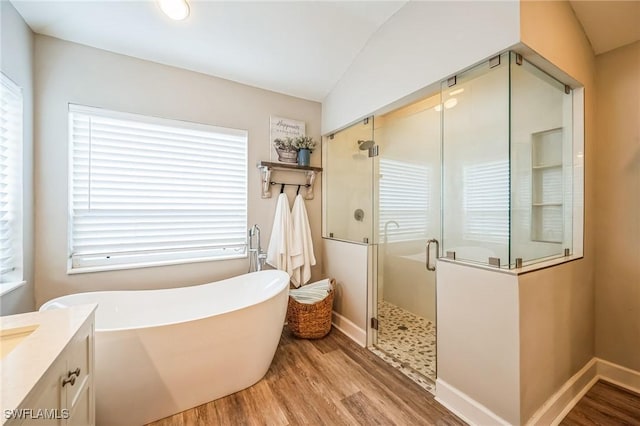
[517,2,597,421]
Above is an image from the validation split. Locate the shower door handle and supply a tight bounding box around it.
[426,239,439,271]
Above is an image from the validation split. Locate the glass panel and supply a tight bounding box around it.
[323,119,373,243]
[442,54,510,266]
[510,53,573,265]
[373,92,441,381]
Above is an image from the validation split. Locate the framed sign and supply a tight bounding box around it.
[270,116,305,162]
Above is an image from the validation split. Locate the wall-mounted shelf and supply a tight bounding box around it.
[257,161,323,200]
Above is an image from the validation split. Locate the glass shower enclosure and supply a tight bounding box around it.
[323,52,576,383]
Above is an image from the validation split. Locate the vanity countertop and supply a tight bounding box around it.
[0,304,97,422]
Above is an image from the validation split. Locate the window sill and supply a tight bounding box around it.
[0,281,26,297]
[67,253,247,275]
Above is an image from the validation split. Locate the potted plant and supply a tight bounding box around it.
[273,137,298,163]
[293,136,317,167]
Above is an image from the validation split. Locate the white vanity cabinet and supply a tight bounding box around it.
[1,305,96,426]
[16,319,94,426]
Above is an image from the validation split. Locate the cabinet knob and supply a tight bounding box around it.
[62,367,81,387]
[62,375,76,387]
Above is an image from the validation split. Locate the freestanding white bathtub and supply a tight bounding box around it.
[40,270,290,426]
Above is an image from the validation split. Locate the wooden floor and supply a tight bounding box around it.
[148,327,464,425]
[147,328,640,426]
[561,380,640,425]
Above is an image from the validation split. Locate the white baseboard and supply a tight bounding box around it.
[526,358,599,426]
[437,358,640,426]
[527,357,640,426]
[331,311,366,347]
[435,379,510,426]
[596,357,640,395]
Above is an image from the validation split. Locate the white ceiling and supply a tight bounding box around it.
[11,1,639,102]
[569,0,640,55]
[11,0,407,101]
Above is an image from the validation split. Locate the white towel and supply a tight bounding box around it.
[290,279,331,304]
[266,193,300,277]
[290,193,316,287]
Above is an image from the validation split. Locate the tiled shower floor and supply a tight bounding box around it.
[373,301,436,390]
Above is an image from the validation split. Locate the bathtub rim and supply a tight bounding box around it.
[39,270,290,333]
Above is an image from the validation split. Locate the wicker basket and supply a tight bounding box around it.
[286,279,335,339]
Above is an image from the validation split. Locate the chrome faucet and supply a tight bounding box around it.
[248,224,267,272]
[383,220,400,244]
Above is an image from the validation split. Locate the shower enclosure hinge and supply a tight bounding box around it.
[363,117,369,125]
[446,251,456,260]
[371,317,379,330]
[489,55,501,68]
[329,232,334,238]
[329,134,334,140]
[447,76,457,87]
[515,53,523,66]
[564,248,570,256]
[368,145,379,157]
[488,257,501,268]
[564,85,571,95]
[515,258,523,268]
[363,237,369,244]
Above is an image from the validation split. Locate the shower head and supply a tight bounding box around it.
[357,140,375,150]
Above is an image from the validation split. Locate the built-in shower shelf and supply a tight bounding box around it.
[257,161,323,200]
[531,128,564,243]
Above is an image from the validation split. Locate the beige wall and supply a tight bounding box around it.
[594,41,640,372]
[33,35,322,306]
[436,261,521,424]
[518,262,595,423]
[322,238,368,345]
[0,1,35,315]
[519,0,596,423]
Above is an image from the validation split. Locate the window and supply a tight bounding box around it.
[0,73,23,285]
[463,160,509,243]
[379,158,430,242]
[69,105,248,272]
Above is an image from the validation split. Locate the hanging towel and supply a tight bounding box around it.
[290,194,316,287]
[266,193,300,278]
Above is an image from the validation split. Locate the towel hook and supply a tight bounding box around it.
[280,184,285,194]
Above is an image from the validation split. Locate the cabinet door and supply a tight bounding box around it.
[64,321,94,426]
[13,358,65,426]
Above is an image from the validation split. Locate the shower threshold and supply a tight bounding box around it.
[369,345,435,394]
[369,301,437,394]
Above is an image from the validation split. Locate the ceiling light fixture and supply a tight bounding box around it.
[158,0,190,21]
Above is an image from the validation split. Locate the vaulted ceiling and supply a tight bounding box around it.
[11,0,407,101]
[10,1,640,102]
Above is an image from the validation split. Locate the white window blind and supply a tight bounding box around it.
[379,159,430,242]
[0,73,23,284]
[463,160,509,243]
[69,104,248,272]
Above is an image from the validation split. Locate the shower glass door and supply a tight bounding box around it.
[323,118,374,244]
[372,93,441,381]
